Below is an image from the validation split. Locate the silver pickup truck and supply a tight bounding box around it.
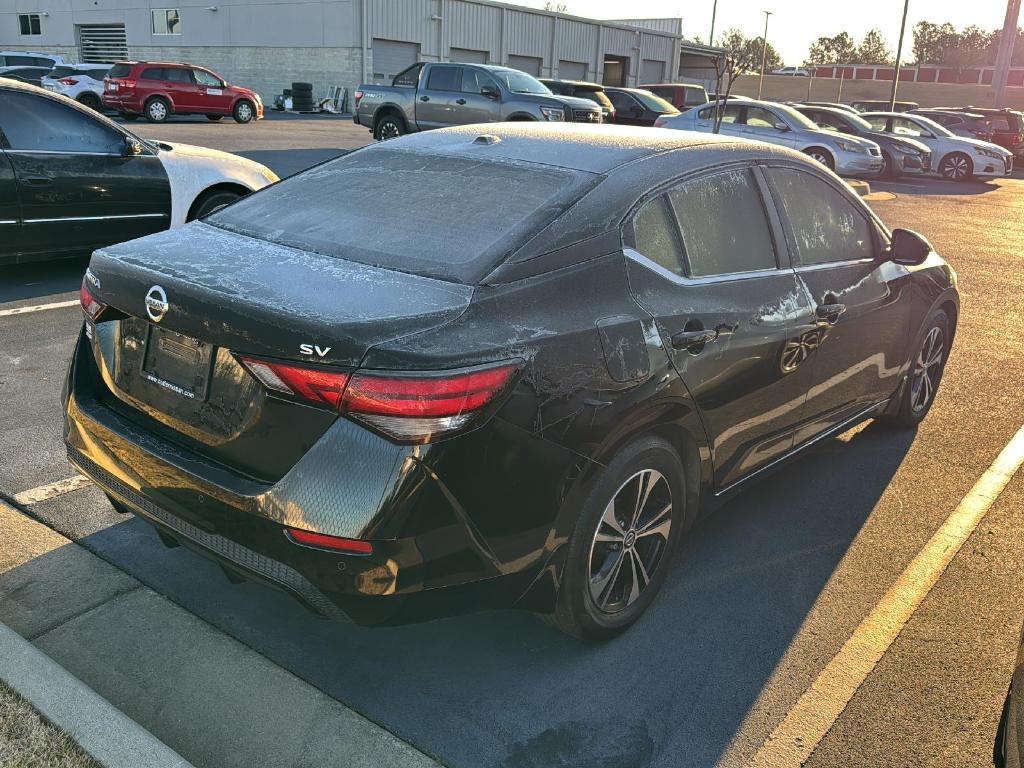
[354,62,603,140]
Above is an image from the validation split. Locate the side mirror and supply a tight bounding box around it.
[481,84,500,99]
[122,136,144,157]
[773,121,790,131]
[890,228,932,266]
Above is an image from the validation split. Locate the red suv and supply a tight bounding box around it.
[102,61,263,123]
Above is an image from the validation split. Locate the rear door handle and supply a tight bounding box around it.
[455,98,466,105]
[671,329,718,349]
[419,95,430,102]
[22,177,51,186]
[815,303,847,322]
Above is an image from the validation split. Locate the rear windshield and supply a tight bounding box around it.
[208,147,597,284]
[577,88,613,109]
[632,90,679,114]
[108,63,133,78]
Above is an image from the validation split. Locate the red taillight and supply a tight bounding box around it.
[285,526,373,554]
[238,357,349,409]
[122,79,136,89]
[80,278,105,320]
[238,357,520,442]
[354,89,363,107]
[653,117,666,128]
[59,77,78,86]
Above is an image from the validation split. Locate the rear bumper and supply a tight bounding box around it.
[63,331,577,622]
[101,92,139,111]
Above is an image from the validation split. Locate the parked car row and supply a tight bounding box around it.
[0,80,278,266]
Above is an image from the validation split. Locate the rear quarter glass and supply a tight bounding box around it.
[208,147,599,284]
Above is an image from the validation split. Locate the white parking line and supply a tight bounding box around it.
[12,475,93,506]
[0,299,79,318]
[750,423,1024,767]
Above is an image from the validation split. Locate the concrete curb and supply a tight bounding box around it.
[846,179,872,197]
[0,620,194,768]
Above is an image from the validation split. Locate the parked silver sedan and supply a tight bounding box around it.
[658,99,885,177]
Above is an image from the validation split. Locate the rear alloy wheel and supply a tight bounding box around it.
[374,114,405,141]
[879,310,949,428]
[805,147,834,171]
[233,100,255,124]
[546,437,684,640]
[144,97,170,123]
[77,93,102,111]
[206,114,224,121]
[939,152,973,181]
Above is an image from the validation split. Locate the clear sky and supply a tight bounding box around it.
[511,0,1012,65]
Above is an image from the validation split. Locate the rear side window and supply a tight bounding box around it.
[108,63,133,78]
[667,169,777,277]
[140,67,165,80]
[393,64,422,87]
[988,116,1011,131]
[632,197,684,276]
[426,65,461,91]
[766,167,874,265]
[208,148,597,284]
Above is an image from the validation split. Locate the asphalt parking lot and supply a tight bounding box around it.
[2,116,1024,768]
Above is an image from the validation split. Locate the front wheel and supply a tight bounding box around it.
[804,147,835,171]
[939,152,973,181]
[880,151,895,179]
[878,310,950,428]
[188,189,243,221]
[373,114,405,141]
[233,100,255,124]
[544,436,685,640]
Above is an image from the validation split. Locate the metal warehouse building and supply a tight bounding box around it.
[0,0,721,103]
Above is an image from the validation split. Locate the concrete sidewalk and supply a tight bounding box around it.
[0,499,441,768]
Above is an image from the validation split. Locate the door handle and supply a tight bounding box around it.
[419,95,430,102]
[23,177,51,186]
[815,303,847,322]
[455,98,467,105]
[671,329,718,349]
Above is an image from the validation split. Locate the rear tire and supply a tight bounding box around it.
[878,310,950,428]
[233,100,255,124]
[373,113,405,141]
[144,97,171,123]
[206,114,224,121]
[119,111,139,121]
[188,188,243,221]
[77,92,102,111]
[545,436,685,641]
[804,147,835,171]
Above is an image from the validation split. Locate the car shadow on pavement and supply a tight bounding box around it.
[0,258,89,305]
[29,421,917,768]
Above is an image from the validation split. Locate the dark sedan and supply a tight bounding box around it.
[64,123,958,640]
[603,86,679,126]
[795,104,932,178]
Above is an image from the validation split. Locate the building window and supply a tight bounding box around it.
[19,13,42,35]
[151,9,181,35]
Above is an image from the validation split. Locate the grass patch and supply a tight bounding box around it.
[0,679,100,768]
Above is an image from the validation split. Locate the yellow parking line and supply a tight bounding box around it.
[12,475,93,506]
[0,299,79,318]
[750,423,1024,767]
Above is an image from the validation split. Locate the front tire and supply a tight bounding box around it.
[939,152,973,181]
[804,147,835,171]
[546,436,685,640]
[188,189,243,221]
[880,150,895,179]
[879,310,950,428]
[373,113,405,141]
[233,100,255,124]
[144,97,170,123]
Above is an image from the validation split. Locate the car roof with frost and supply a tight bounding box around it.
[359,122,745,174]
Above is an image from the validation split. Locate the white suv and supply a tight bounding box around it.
[0,50,64,71]
[41,63,111,110]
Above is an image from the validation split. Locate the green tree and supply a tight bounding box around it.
[543,2,568,12]
[941,25,998,77]
[856,28,893,64]
[717,29,781,73]
[805,32,857,65]
[912,20,955,65]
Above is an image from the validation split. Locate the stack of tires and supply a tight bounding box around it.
[291,82,315,112]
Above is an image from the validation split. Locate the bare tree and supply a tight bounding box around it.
[710,30,761,133]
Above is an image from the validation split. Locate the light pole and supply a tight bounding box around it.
[709,0,718,46]
[993,0,1022,108]
[889,0,910,110]
[757,10,772,99]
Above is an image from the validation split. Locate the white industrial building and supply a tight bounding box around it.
[0,0,722,102]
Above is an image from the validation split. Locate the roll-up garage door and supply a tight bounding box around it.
[76,24,127,63]
[558,60,587,80]
[641,59,666,84]
[507,55,542,76]
[450,48,487,64]
[371,39,420,83]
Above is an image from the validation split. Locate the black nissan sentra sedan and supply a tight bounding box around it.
[64,123,959,639]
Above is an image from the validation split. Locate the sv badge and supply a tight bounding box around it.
[299,343,332,358]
